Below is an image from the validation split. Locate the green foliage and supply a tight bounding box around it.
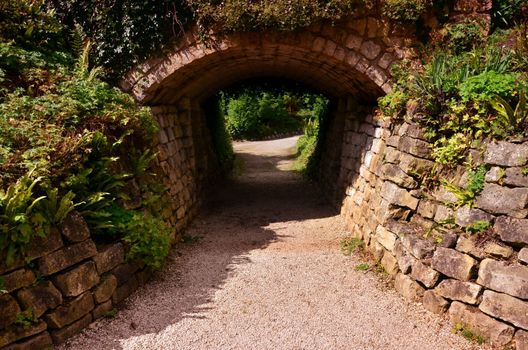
[490,90,528,137]
[431,133,469,165]
[382,0,430,22]
[459,71,517,102]
[15,308,36,329]
[492,0,527,29]
[189,0,363,32]
[444,19,486,54]
[0,175,48,266]
[355,263,370,271]
[103,309,117,318]
[442,166,487,208]
[340,237,363,256]
[120,213,171,270]
[378,89,408,117]
[453,323,486,345]
[465,220,491,235]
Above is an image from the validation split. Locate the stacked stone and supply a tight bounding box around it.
[151,103,200,236]
[0,213,152,349]
[339,112,528,348]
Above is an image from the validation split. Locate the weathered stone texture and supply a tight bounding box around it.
[520,248,528,264]
[410,260,439,288]
[401,234,435,260]
[380,181,419,210]
[480,290,528,330]
[449,301,514,346]
[44,292,94,329]
[494,216,528,245]
[3,331,53,350]
[484,141,528,167]
[61,212,90,242]
[50,314,92,344]
[38,240,97,276]
[53,261,100,297]
[0,295,21,330]
[17,281,62,318]
[477,259,528,299]
[94,275,118,304]
[1,269,35,293]
[92,300,113,320]
[394,273,425,302]
[516,330,528,350]
[422,290,449,314]
[112,276,139,305]
[93,243,125,275]
[0,320,47,348]
[455,207,493,227]
[380,251,399,276]
[375,225,397,252]
[475,184,528,215]
[432,247,476,281]
[435,279,482,305]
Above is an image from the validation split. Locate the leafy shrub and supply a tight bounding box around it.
[490,90,528,136]
[465,220,491,234]
[432,133,469,165]
[442,166,487,208]
[382,0,431,22]
[492,0,527,29]
[120,213,171,269]
[459,71,517,102]
[444,19,486,54]
[378,89,408,116]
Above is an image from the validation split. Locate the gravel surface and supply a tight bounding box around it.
[61,136,487,350]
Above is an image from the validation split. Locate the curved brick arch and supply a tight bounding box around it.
[121,17,417,105]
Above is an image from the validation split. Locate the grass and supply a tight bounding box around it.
[452,323,485,345]
[355,263,370,271]
[340,237,363,256]
[103,309,118,318]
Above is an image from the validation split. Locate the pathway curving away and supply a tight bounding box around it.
[61,136,487,350]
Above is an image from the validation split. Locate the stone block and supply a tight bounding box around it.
[1,269,35,293]
[504,167,528,187]
[520,248,528,264]
[484,141,528,167]
[381,163,417,189]
[423,290,449,314]
[93,243,125,275]
[44,292,94,329]
[394,240,414,274]
[432,247,476,281]
[24,228,64,262]
[394,273,425,302]
[448,301,514,347]
[483,242,513,259]
[476,184,528,216]
[360,40,381,60]
[112,276,139,305]
[380,251,399,276]
[110,263,140,286]
[50,313,92,344]
[477,259,528,299]
[94,275,118,304]
[417,200,436,219]
[380,181,419,210]
[38,240,97,276]
[515,330,528,350]
[0,295,21,330]
[435,279,482,305]
[401,234,435,260]
[480,290,528,330]
[53,261,100,297]
[61,212,90,242]
[3,332,52,350]
[410,260,439,288]
[398,154,434,177]
[398,136,431,159]
[92,300,113,320]
[455,207,493,227]
[485,166,503,183]
[375,225,397,252]
[494,216,528,245]
[0,321,47,348]
[17,281,62,318]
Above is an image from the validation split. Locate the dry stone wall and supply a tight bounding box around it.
[0,213,151,349]
[0,101,205,349]
[336,107,528,349]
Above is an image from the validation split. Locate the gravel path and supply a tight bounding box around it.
[61,136,487,350]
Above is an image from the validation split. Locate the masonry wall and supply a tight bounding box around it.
[0,102,208,349]
[336,108,528,349]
